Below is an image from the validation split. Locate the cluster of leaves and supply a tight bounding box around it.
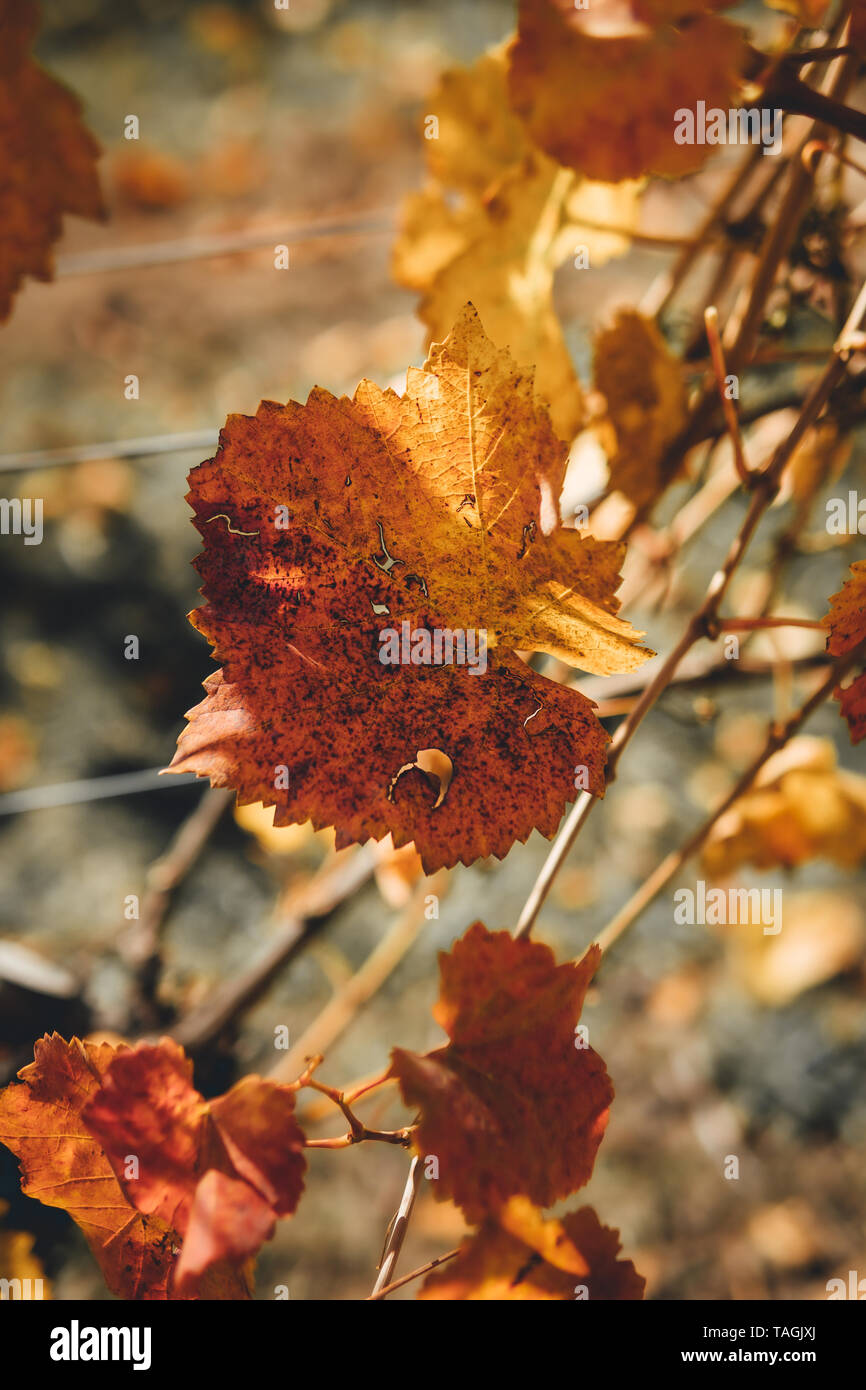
[0,925,643,1300]
[1,0,864,1306]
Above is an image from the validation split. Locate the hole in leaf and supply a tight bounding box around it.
[387,747,453,810]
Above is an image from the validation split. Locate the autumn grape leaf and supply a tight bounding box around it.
[393,44,640,442]
[764,0,831,23]
[0,1198,51,1300]
[82,1037,306,1296]
[0,0,104,321]
[167,305,651,872]
[701,737,866,875]
[0,1034,250,1300]
[822,561,866,745]
[592,309,687,509]
[507,0,747,183]
[420,1197,644,1300]
[390,923,612,1221]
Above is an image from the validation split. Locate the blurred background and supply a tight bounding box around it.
[0,0,864,1300]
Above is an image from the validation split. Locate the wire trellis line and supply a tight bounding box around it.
[54,207,398,277]
[0,768,200,815]
[0,429,219,473]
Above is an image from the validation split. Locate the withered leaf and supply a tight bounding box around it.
[0,0,104,320]
[507,0,747,183]
[822,561,866,745]
[167,305,651,872]
[83,1038,306,1296]
[0,1034,250,1300]
[420,1197,644,1300]
[391,923,612,1221]
[702,737,866,875]
[592,308,687,509]
[393,45,640,443]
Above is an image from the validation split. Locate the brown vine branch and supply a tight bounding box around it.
[268,869,448,1084]
[367,1247,461,1300]
[121,786,234,1025]
[165,843,378,1052]
[703,305,753,487]
[371,1156,423,1298]
[594,638,866,956]
[716,616,825,631]
[515,271,866,940]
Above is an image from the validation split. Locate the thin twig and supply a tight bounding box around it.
[165,844,379,1051]
[704,306,752,486]
[594,639,866,955]
[371,1157,423,1298]
[55,207,397,277]
[268,869,449,1083]
[121,787,234,1022]
[716,616,825,631]
[515,274,866,940]
[367,1247,461,1300]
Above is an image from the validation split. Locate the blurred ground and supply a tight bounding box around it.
[0,0,864,1302]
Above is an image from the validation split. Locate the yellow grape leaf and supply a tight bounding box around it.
[420,1197,644,1300]
[702,737,866,875]
[720,890,864,1008]
[393,44,640,443]
[0,1199,51,1300]
[592,309,687,508]
[507,0,747,183]
[764,1,832,24]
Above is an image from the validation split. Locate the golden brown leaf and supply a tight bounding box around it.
[393,46,640,442]
[167,306,651,872]
[592,308,687,507]
[720,890,864,1008]
[0,0,104,320]
[391,923,612,1221]
[420,1197,644,1300]
[507,0,747,183]
[702,737,866,875]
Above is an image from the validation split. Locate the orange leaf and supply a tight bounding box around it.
[166,305,650,872]
[82,1039,306,1295]
[0,1034,248,1300]
[507,0,747,183]
[0,0,104,320]
[391,923,612,1221]
[420,1196,644,1300]
[822,561,866,744]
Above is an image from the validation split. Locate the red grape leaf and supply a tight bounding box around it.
[391,922,612,1221]
[507,0,747,183]
[822,561,866,744]
[0,0,104,320]
[0,1034,249,1300]
[83,1038,306,1296]
[166,304,651,872]
[420,1196,644,1300]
